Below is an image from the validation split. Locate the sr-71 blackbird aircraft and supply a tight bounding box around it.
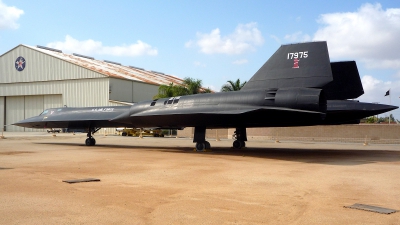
[14,41,398,151]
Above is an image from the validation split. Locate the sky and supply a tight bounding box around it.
[1,0,399,119]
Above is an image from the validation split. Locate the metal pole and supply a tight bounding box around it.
[389,91,391,124]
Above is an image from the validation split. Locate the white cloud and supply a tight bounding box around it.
[185,40,194,48]
[47,35,158,57]
[186,22,264,55]
[284,31,311,42]
[359,75,400,104]
[0,0,24,30]
[232,59,248,65]
[313,3,400,69]
[194,61,206,67]
[395,70,400,78]
[311,3,400,118]
[269,35,281,44]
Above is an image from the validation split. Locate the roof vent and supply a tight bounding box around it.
[129,65,144,70]
[36,45,62,53]
[104,60,121,65]
[73,53,94,60]
[151,70,165,75]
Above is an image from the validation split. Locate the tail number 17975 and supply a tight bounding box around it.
[287,51,308,59]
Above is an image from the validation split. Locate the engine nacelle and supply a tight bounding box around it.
[275,88,326,113]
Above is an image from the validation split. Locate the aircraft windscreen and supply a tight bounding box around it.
[39,110,49,116]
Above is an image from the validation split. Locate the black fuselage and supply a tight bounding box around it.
[14,89,396,130]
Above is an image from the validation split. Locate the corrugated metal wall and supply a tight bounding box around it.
[0,97,4,131]
[0,45,104,84]
[4,95,63,132]
[132,81,159,102]
[109,78,133,103]
[24,95,44,132]
[0,78,109,107]
[109,78,159,103]
[6,96,25,132]
[0,45,141,134]
[44,95,63,108]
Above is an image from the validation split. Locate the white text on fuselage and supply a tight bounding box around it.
[91,108,115,112]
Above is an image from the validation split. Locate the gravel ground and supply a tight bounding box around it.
[1,133,400,224]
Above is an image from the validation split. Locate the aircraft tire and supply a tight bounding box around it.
[233,140,243,149]
[90,138,96,146]
[195,142,205,151]
[85,138,96,146]
[85,138,91,146]
[121,132,127,136]
[205,141,211,149]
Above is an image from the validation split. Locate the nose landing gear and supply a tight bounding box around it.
[85,137,96,146]
[85,127,101,146]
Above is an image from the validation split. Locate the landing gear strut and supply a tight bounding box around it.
[193,126,211,151]
[232,127,247,149]
[85,127,101,146]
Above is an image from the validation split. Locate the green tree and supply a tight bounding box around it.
[154,83,176,99]
[365,116,377,123]
[374,114,397,123]
[154,77,211,99]
[183,77,203,95]
[221,79,247,92]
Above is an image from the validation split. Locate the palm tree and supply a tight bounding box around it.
[182,77,203,94]
[154,77,211,99]
[221,79,247,92]
[154,83,179,99]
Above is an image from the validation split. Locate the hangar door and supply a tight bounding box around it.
[5,95,62,132]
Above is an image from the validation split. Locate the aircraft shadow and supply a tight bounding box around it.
[0,167,14,170]
[35,142,400,166]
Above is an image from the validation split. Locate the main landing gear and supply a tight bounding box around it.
[192,126,247,151]
[85,127,101,146]
[232,127,247,149]
[193,126,211,151]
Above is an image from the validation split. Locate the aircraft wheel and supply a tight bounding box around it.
[90,138,96,146]
[205,141,211,149]
[85,138,91,146]
[121,132,127,136]
[233,140,244,149]
[195,142,205,151]
[85,138,96,146]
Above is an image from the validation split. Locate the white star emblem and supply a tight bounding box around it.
[15,58,25,69]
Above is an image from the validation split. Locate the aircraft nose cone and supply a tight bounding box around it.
[13,117,41,128]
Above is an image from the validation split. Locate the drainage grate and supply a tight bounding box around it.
[344,203,397,214]
[62,178,100,184]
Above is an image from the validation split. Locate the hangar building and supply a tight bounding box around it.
[0,45,183,132]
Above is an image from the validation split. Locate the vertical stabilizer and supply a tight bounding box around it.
[241,41,333,90]
[323,61,364,100]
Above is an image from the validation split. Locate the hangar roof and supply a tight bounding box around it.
[23,45,184,86]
